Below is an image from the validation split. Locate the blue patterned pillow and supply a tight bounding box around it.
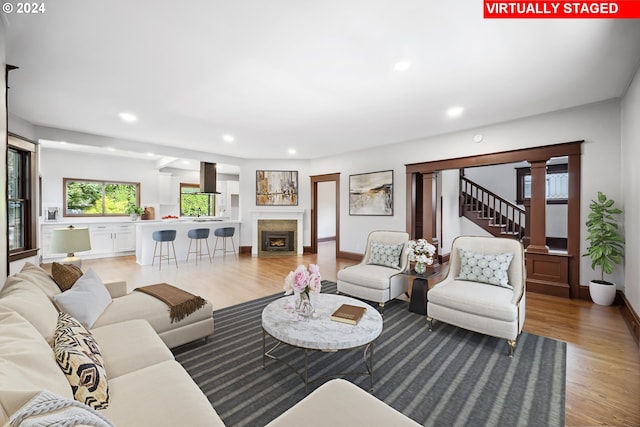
[367,241,404,270]
[456,249,514,289]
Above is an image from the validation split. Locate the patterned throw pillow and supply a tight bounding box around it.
[367,241,404,270]
[456,249,514,289]
[54,312,109,409]
[51,262,83,291]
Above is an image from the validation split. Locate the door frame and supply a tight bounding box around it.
[309,173,340,256]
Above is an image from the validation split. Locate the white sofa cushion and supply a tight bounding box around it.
[91,319,174,379]
[92,291,212,334]
[337,264,402,290]
[101,360,224,427]
[0,276,60,344]
[428,279,517,322]
[53,269,113,329]
[266,379,421,427]
[0,307,73,426]
[10,262,62,298]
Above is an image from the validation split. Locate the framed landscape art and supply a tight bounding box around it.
[256,170,298,206]
[349,170,393,216]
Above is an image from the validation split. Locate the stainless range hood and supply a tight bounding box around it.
[200,162,220,194]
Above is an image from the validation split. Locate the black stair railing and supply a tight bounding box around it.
[459,176,526,238]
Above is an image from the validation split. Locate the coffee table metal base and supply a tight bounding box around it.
[262,329,375,393]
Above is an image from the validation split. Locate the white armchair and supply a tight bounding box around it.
[427,235,526,356]
[337,230,410,313]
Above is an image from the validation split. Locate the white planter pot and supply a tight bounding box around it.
[588,280,617,306]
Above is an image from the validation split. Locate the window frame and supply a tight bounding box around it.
[7,133,38,262]
[63,178,140,217]
[180,183,215,216]
[515,163,568,205]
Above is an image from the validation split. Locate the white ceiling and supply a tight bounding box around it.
[5,1,640,161]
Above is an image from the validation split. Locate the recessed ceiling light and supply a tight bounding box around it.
[473,134,483,143]
[146,152,155,157]
[394,61,411,71]
[118,112,137,123]
[223,134,235,143]
[288,149,296,155]
[59,141,68,145]
[106,147,116,152]
[182,160,190,165]
[447,106,464,118]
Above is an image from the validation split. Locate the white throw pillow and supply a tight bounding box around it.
[53,269,112,329]
[456,249,514,289]
[367,241,404,270]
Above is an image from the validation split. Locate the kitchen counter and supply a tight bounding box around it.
[135,219,241,265]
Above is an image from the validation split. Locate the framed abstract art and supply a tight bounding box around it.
[349,170,393,216]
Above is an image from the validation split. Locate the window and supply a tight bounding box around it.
[180,183,214,216]
[64,178,140,216]
[516,164,568,204]
[8,134,38,261]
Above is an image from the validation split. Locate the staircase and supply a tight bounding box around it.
[460,176,525,240]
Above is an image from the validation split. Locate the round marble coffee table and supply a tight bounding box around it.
[261,293,382,392]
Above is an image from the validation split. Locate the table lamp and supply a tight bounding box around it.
[50,225,92,267]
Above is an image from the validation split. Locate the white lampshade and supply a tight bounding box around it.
[50,226,92,266]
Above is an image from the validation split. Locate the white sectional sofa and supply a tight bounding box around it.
[0,263,420,426]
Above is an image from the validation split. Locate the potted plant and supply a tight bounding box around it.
[583,192,624,305]
[125,205,144,221]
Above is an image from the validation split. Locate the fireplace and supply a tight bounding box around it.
[256,218,298,257]
[262,231,295,252]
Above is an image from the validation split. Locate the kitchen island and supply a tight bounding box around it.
[135,219,241,265]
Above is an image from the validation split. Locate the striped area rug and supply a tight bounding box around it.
[174,281,566,427]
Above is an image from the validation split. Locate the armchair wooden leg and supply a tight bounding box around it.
[427,317,433,331]
[507,339,517,357]
[378,302,385,315]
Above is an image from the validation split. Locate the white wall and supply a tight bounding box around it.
[1,20,7,279]
[621,65,640,314]
[317,181,336,239]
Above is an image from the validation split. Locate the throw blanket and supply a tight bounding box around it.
[10,389,115,427]
[135,283,207,323]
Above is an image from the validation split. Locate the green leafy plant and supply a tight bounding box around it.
[125,205,144,216]
[583,192,624,284]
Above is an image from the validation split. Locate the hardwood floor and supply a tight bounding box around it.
[56,242,639,427]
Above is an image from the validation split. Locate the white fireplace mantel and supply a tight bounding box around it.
[251,209,305,256]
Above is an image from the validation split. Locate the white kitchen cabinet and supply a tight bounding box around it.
[112,223,136,251]
[159,173,176,205]
[90,223,136,254]
[89,224,114,254]
[41,221,136,262]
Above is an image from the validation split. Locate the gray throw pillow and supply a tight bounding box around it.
[367,241,404,270]
[456,249,514,289]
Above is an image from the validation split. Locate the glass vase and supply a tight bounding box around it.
[414,262,426,275]
[296,291,314,317]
